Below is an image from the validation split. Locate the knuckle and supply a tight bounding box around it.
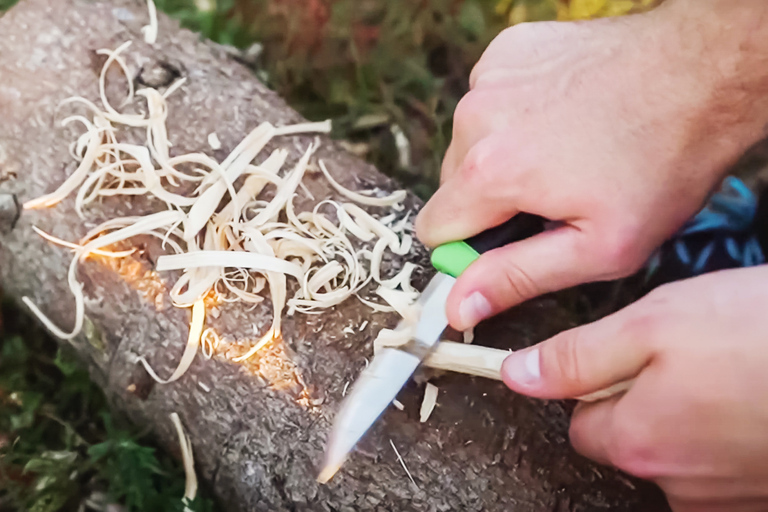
[453,91,483,130]
[612,296,671,352]
[458,142,493,183]
[496,23,537,44]
[598,226,646,277]
[605,412,656,479]
[545,328,587,387]
[499,257,541,305]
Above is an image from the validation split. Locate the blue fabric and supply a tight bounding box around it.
[646,176,765,281]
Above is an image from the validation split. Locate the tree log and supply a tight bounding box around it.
[0,1,670,510]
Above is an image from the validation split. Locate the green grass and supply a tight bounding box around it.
[155,0,508,197]
[0,301,215,511]
[0,0,18,11]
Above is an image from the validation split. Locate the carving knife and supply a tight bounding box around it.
[318,213,632,482]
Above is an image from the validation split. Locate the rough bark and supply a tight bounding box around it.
[0,1,670,510]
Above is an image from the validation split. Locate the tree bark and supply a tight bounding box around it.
[0,1,670,510]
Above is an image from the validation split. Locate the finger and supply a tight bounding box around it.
[416,133,526,248]
[441,89,518,185]
[568,397,621,467]
[667,498,768,512]
[500,303,654,399]
[439,142,461,185]
[445,225,611,329]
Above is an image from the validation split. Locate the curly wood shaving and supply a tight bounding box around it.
[142,0,159,45]
[140,299,205,383]
[80,211,184,255]
[419,382,438,423]
[201,328,219,359]
[319,160,406,207]
[169,412,198,506]
[32,226,135,258]
[25,38,420,386]
[98,42,147,125]
[246,144,313,227]
[24,121,103,209]
[22,256,83,340]
[232,329,276,362]
[156,251,303,279]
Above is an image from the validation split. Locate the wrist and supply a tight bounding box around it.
[653,0,768,168]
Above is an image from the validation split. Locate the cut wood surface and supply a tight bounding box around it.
[0,0,670,510]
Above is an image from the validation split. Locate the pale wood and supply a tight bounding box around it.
[425,342,635,402]
[424,341,510,380]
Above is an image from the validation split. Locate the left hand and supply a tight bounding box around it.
[501,266,768,512]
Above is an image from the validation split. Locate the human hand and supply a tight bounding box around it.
[501,266,768,512]
[416,0,768,331]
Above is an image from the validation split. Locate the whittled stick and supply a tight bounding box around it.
[424,342,634,403]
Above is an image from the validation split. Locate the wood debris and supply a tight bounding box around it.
[419,382,438,423]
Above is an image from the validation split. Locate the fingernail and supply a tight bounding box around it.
[503,348,541,387]
[458,291,493,328]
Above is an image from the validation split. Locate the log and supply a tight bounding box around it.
[0,0,670,510]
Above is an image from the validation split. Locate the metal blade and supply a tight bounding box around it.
[318,273,455,482]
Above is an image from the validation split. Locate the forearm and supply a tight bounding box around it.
[656,0,768,160]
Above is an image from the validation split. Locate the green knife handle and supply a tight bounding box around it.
[431,213,546,278]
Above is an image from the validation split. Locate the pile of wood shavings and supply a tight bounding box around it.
[22,36,422,383]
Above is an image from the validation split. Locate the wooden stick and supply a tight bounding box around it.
[423,341,634,403]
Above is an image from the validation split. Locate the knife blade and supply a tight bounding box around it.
[318,214,547,482]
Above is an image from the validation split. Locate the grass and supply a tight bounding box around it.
[0,0,655,510]
[0,301,214,511]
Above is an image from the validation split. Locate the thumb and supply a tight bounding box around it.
[500,305,654,400]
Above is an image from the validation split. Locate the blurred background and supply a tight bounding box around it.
[0,0,659,510]
[153,0,659,197]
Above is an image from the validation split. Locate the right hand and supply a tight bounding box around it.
[500,266,768,512]
[415,0,768,331]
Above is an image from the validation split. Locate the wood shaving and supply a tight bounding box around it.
[142,0,159,44]
[139,299,205,383]
[419,382,438,423]
[319,160,406,207]
[392,399,404,411]
[201,327,219,359]
[207,132,222,150]
[23,37,418,385]
[169,412,197,507]
[390,439,417,488]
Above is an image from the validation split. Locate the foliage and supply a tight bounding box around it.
[151,0,658,197]
[0,0,18,13]
[495,0,658,24]
[154,0,510,197]
[0,301,214,512]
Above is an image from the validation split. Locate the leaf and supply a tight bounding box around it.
[28,490,69,512]
[53,349,79,377]
[23,451,78,473]
[569,0,607,19]
[602,0,636,16]
[459,0,486,39]
[10,391,42,430]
